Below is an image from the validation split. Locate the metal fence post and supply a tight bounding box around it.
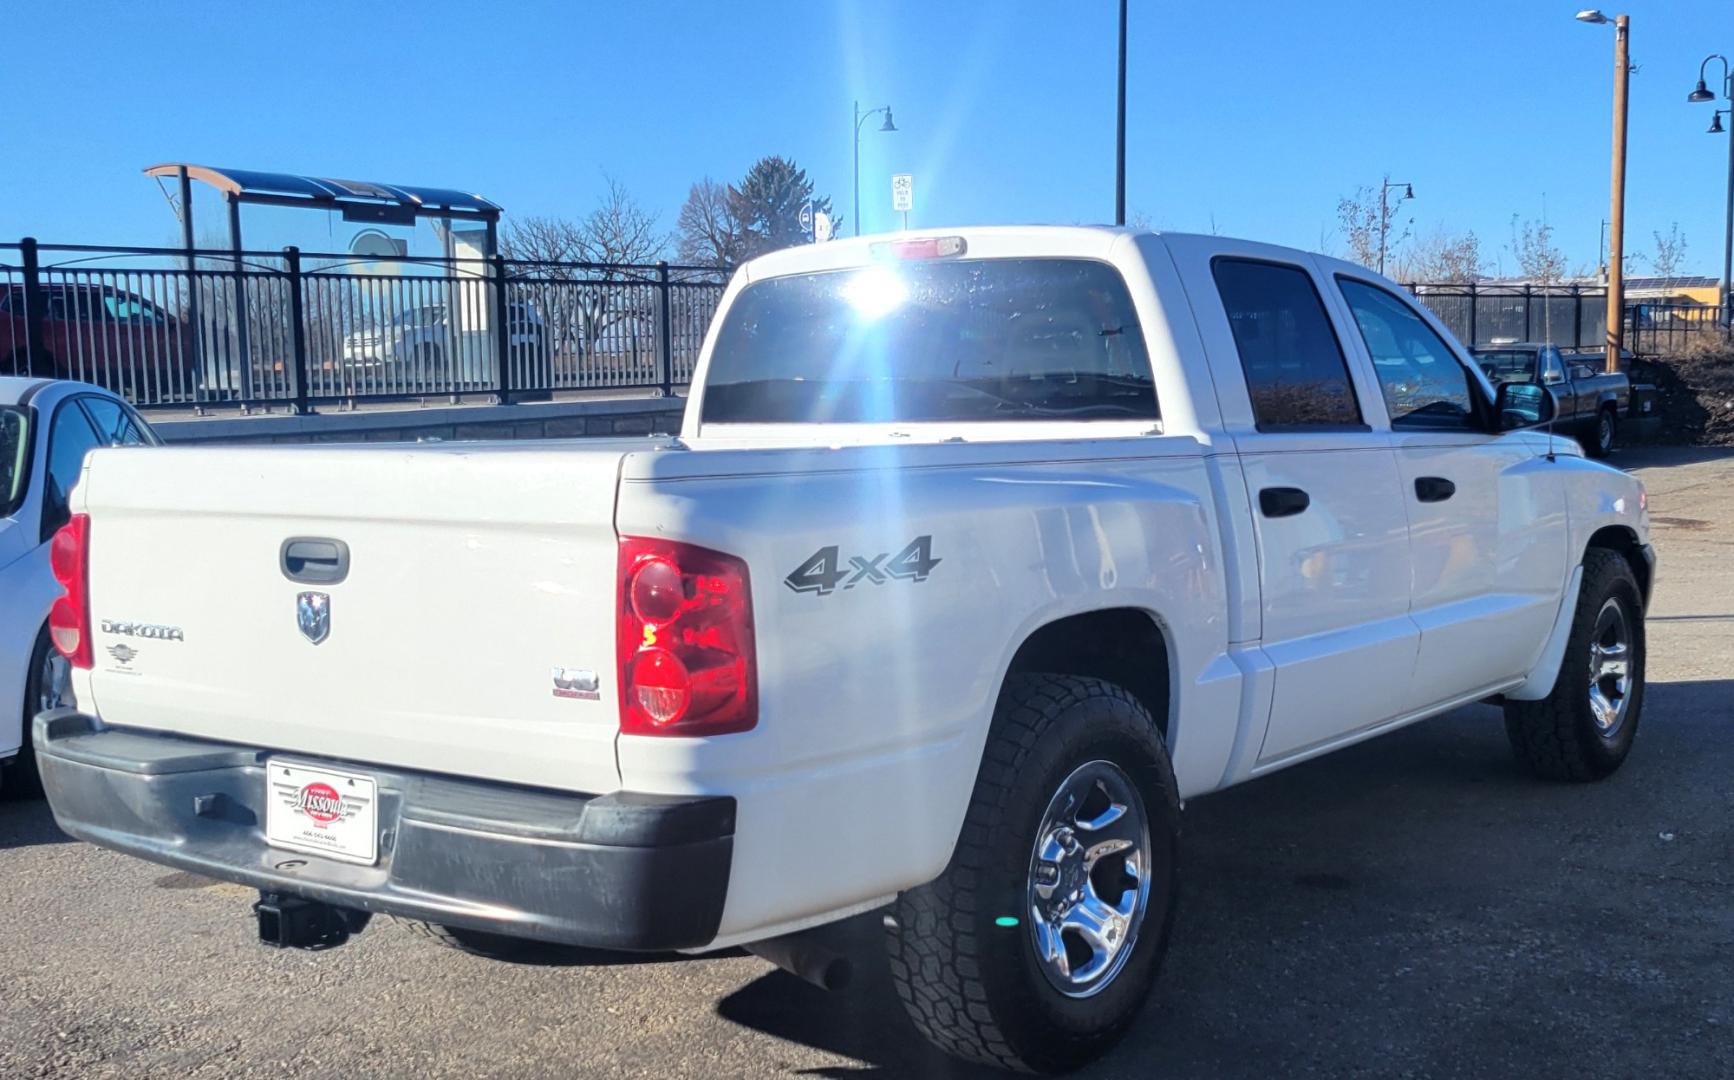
[284,246,311,415]
[656,261,674,397]
[1465,281,1477,346]
[19,237,48,377]
[1572,286,1583,349]
[1522,284,1532,342]
[228,195,252,400]
[492,255,512,402]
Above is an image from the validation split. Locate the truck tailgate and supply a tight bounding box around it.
[75,441,647,795]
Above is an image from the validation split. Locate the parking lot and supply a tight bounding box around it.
[1,445,1730,1080]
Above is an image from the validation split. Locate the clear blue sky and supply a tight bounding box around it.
[3,0,1729,275]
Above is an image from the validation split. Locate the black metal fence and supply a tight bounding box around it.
[0,239,730,411]
[1404,280,1729,355]
[3,240,1725,412]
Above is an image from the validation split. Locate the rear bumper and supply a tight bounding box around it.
[34,709,733,951]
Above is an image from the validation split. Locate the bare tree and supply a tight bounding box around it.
[573,175,668,267]
[1509,215,1568,285]
[676,178,746,266]
[1392,227,1484,283]
[1649,222,1688,290]
[1336,178,1412,271]
[500,178,669,370]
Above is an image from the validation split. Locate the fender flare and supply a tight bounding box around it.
[1506,564,1584,701]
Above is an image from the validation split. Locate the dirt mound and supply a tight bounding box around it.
[1644,339,1734,446]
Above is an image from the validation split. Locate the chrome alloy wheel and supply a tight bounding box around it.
[1027,760,1151,999]
[1588,597,1634,738]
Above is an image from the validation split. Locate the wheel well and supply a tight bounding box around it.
[1586,525,1649,604]
[1005,609,1170,740]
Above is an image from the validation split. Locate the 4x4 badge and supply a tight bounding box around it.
[297,592,330,645]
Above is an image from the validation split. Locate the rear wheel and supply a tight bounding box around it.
[885,674,1179,1073]
[1504,549,1644,781]
[1587,407,1616,457]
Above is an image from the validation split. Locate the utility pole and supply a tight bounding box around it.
[1605,15,1632,373]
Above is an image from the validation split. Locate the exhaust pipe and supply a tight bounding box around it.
[745,926,854,991]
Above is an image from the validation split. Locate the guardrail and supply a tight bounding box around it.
[0,239,730,411]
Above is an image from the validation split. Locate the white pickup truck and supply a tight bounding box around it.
[36,228,1654,1074]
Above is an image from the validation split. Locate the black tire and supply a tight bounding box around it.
[10,627,67,799]
[401,919,548,960]
[1586,407,1616,458]
[1504,549,1645,781]
[885,674,1180,1074]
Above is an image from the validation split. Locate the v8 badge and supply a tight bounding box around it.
[785,536,940,596]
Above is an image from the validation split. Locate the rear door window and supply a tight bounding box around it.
[701,258,1157,424]
[1211,258,1363,429]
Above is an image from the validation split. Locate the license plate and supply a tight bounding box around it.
[264,760,379,865]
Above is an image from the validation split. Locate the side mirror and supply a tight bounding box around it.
[1495,380,1555,431]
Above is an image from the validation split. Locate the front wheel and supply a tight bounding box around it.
[1504,549,1645,781]
[885,674,1179,1074]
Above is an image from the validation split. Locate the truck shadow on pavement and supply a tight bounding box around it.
[716,679,1734,1079]
[0,798,73,850]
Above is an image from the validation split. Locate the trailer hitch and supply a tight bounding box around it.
[254,892,371,950]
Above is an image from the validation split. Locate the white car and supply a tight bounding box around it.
[340,301,548,382]
[35,229,1653,1073]
[1,377,159,794]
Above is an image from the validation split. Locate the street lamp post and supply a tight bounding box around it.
[1378,179,1413,276]
[1688,54,1733,334]
[1578,10,1631,374]
[853,101,896,237]
[1115,0,1127,226]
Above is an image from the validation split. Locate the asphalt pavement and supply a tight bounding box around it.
[2,446,1730,1079]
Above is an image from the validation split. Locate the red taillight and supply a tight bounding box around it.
[618,537,757,736]
[48,514,93,670]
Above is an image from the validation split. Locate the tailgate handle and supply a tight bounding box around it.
[281,538,350,585]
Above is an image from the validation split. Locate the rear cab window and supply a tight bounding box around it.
[700,258,1158,425]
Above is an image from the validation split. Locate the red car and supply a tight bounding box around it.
[1,283,201,404]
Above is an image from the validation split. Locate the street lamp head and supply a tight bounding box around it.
[1688,80,1717,103]
[1402,183,1415,199]
[1575,9,1609,24]
[1711,111,1727,135]
[879,109,897,133]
